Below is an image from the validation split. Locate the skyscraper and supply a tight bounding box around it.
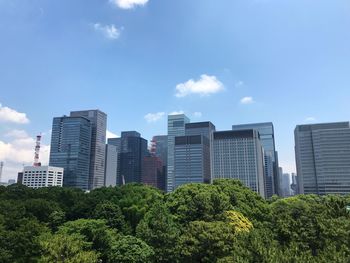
[185,122,216,182]
[212,130,265,197]
[167,114,190,192]
[151,135,168,166]
[294,122,350,195]
[232,122,278,197]
[49,116,91,190]
[174,135,210,189]
[142,156,165,191]
[70,110,107,190]
[119,131,148,185]
[104,143,118,187]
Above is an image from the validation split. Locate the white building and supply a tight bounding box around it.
[22,166,64,188]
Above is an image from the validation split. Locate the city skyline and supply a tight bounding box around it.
[1,0,350,181]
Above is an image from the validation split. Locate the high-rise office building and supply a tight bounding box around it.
[151,135,168,166]
[142,156,165,191]
[185,122,216,182]
[104,144,118,187]
[174,135,210,189]
[291,173,298,195]
[212,130,265,197]
[70,110,107,190]
[49,116,92,190]
[22,166,64,188]
[279,168,291,197]
[294,122,350,195]
[232,123,279,197]
[107,138,121,184]
[167,114,190,192]
[119,131,148,185]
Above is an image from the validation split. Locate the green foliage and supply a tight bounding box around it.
[225,210,253,233]
[178,221,236,262]
[39,233,99,263]
[108,235,154,263]
[136,202,180,262]
[1,180,350,262]
[166,183,232,224]
[93,201,131,234]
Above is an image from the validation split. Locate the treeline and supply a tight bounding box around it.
[0,180,350,262]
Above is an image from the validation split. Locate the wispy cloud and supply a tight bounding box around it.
[240,96,255,104]
[93,23,121,40]
[0,103,29,124]
[305,117,316,122]
[144,112,165,123]
[169,111,185,115]
[109,0,149,9]
[175,74,224,98]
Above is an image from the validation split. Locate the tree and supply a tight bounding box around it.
[58,219,117,261]
[166,183,232,224]
[93,201,131,234]
[39,233,99,263]
[225,210,253,233]
[136,202,180,262]
[108,235,154,263]
[178,221,236,263]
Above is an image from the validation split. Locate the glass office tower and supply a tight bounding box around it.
[167,114,190,192]
[49,116,91,190]
[70,110,107,190]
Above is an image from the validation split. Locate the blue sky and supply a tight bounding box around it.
[1,0,350,181]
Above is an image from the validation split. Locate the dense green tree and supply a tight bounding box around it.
[213,179,271,224]
[23,198,63,223]
[93,201,131,234]
[177,221,236,263]
[39,233,99,263]
[108,235,154,263]
[58,219,117,261]
[166,183,232,224]
[136,202,180,262]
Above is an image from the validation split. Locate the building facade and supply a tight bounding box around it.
[119,131,148,185]
[49,116,91,190]
[167,114,190,192]
[232,122,278,198]
[22,166,64,188]
[104,144,118,187]
[212,130,265,197]
[141,156,165,191]
[70,110,107,190]
[174,135,210,189]
[295,122,350,195]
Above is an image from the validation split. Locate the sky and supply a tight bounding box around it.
[1,0,350,182]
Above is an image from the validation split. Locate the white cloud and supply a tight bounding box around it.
[305,117,316,122]
[144,112,165,123]
[109,0,149,9]
[240,96,255,104]
[193,112,202,118]
[106,130,119,139]
[175,74,224,98]
[5,129,29,139]
[0,103,29,124]
[93,23,121,39]
[169,111,185,115]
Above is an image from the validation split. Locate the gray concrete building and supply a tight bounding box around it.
[232,122,279,198]
[70,110,107,190]
[174,135,210,189]
[295,122,350,195]
[167,114,190,192]
[212,130,265,198]
[104,143,118,187]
